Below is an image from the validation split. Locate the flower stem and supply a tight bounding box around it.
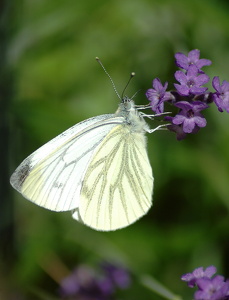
[140,274,182,300]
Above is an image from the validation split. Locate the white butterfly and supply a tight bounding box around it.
[10,79,163,231]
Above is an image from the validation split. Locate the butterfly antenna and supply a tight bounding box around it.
[131,88,140,99]
[96,57,121,100]
[121,72,135,100]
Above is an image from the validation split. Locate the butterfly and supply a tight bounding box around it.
[10,65,163,231]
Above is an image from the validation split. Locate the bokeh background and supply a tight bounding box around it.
[1,0,229,299]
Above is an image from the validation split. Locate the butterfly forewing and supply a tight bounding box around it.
[77,124,153,231]
[10,115,124,211]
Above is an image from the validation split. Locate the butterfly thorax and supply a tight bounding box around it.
[115,97,150,133]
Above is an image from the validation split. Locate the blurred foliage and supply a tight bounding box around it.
[1,0,229,299]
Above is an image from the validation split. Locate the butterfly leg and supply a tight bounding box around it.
[148,124,168,133]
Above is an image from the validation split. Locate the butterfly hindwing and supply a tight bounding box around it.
[75,124,153,231]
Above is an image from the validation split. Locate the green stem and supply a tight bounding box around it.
[140,274,182,300]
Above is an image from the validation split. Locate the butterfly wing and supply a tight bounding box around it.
[73,124,153,231]
[10,114,125,211]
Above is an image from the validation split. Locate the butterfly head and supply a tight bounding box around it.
[121,96,135,110]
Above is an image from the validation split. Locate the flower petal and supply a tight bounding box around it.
[190,86,208,95]
[175,101,193,111]
[183,118,196,133]
[204,266,217,278]
[153,78,163,92]
[172,114,186,125]
[174,84,190,96]
[174,70,187,84]
[221,80,229,93]
[188,49,200,62]
[193,116,207,128]
[175,52,189,69]
[196,74,210,86]
[212,76,221,92]
[187,65,199,77]
[196,58,212,69]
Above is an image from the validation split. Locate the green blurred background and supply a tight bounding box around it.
[1,0,229,299]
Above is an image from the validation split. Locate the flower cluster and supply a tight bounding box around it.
[181,266,229,300]
[146,49,229,140]
[59,262,131,299]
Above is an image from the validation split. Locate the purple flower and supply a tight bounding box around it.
[165,116,187,141]
[145,49,229,140]
[146,78,172,113]
[212,76,229,113]
[101,262,131,289]
[181,266,229,300]
[174,65,210,96]
[60,269,80,296]
[97,277,114,296]
[195,276,229,300]
[171,101,208,133]
[59,263,131,300]
[181,266,217,288]
[59,265,109,299]
[59,265,100,298]
[175,49,212,73]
